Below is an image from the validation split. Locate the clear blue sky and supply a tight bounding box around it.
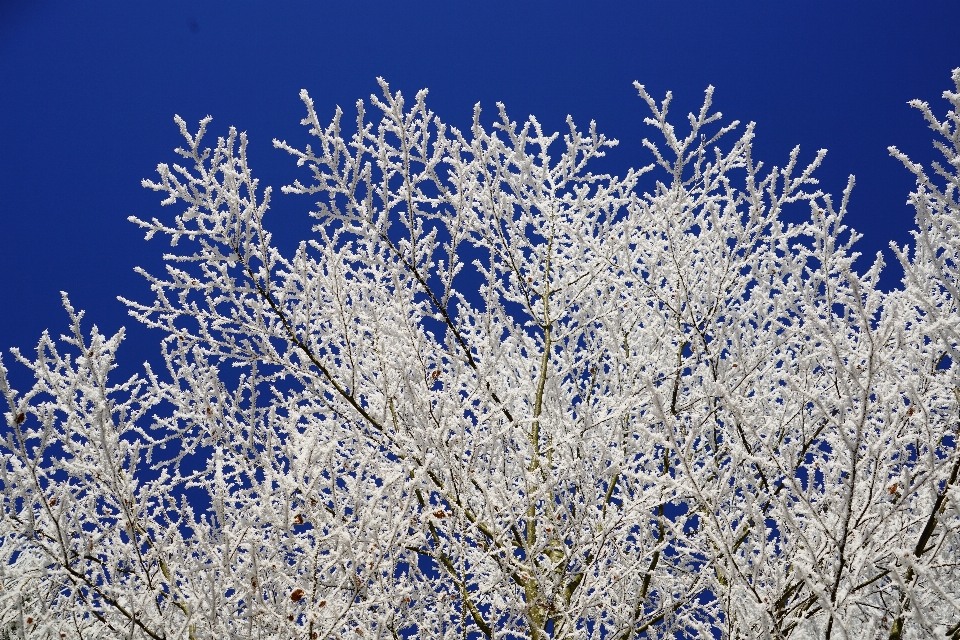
[2,1,959,371]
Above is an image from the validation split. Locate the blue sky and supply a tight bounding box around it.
[2,1,959,371]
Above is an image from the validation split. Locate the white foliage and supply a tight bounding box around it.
[2,75,959,640]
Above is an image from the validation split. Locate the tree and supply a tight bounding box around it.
[1,72,959,640]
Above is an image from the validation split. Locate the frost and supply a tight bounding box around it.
[2,75,960,640]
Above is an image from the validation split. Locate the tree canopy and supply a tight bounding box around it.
[3,73,960,640]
